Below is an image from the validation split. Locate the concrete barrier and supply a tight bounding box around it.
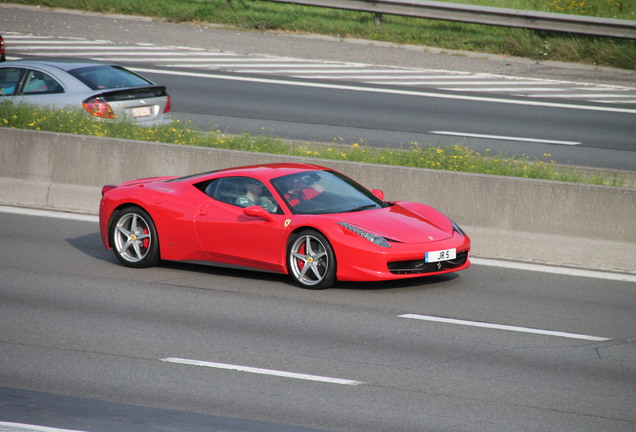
[1,128,634,274]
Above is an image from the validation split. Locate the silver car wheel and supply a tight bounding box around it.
[113,211,153,264]
[288,231,335,289]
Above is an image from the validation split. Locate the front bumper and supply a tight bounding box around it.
[333,232,471,282]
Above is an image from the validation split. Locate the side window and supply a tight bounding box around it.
[0,67,25,96]
[201,177,280,214]
[203,178,242,205]
[23,70,63,94]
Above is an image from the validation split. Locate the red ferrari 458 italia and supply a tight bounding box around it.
[99,163,470,289]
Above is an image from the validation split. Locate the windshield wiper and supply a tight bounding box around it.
[344,204,378,213]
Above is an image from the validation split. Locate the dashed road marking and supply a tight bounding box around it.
[161,357,364,385]
[399,314,612,341]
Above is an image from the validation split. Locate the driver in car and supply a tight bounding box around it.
[235,178,278,213]
[284,176,324,207]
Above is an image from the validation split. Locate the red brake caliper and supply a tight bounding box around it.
[143,229,150,249]
[297,243,306,270]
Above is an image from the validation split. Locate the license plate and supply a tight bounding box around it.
[425,248,456,263]
[131,106,152,117]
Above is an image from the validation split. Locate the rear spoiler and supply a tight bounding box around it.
[101,175,179,195]
[99,85,168,101]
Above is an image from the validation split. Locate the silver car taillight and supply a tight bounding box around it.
[83,96,116,119]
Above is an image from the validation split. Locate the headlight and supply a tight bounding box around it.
[338,222,391,248]
[451,220,466,236]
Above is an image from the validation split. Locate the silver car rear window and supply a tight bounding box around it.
[68,65,152,90]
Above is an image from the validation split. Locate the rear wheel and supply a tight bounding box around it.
[110,206,159,268]
[287,230,335,289]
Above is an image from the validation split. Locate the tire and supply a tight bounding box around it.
[287,229,336,289]
[110,206,159,268]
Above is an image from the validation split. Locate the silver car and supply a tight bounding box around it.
[0,58,171,124]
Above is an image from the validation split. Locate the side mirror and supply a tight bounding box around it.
[371,189,384,201]
[244,205,275,222]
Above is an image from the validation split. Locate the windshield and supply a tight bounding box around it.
[271,170,386,215]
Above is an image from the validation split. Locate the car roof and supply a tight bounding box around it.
[177,163,330,184]
[0,57,113,71]
[215,163,330,180]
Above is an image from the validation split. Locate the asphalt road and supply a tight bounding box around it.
[1,209,634,432]
[2,6,635,431]
[138,66,636,171]
[2,4,636,172]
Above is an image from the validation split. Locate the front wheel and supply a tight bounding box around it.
[110,206,159,268]
[287,230,336,289]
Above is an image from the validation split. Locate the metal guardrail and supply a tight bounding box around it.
[259,0,636,39]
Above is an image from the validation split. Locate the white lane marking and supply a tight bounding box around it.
[430,131,580,145]
[161,357,364,385]
[377,84,562,89]
[531,93,636,99]
[7,40,115,45]
[0,205,98,222]
[471,257,636,283]
[289,72,476,77]
[370,80,558,86]
[129,67,636,115]
[147,62,353,68]
[399,314,611,341]
[439,87,589,92]
[9,45,158,50]
[20,51,236,57]
[591,99,636,104]
[0,422,89,432]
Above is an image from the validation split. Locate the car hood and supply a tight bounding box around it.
[334,202,454,243]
